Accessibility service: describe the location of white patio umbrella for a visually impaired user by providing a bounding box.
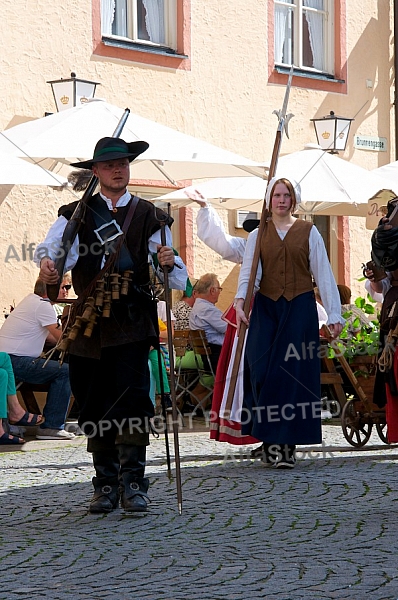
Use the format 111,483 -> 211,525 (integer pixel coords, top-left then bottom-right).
0,133 -> 66,186
373,160 -> 398,193
2,100 -> 267,184
154,145 -> 397,217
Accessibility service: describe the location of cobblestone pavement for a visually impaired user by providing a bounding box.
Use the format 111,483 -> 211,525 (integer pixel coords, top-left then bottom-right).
1,422 -> 398,600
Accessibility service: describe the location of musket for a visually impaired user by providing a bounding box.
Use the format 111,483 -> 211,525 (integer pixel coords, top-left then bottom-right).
46,108 -> 131,301
159,216 -> 183,515
224,66 -> 294,412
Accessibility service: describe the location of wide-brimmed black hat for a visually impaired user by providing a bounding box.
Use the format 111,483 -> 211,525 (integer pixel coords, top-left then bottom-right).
70,137 -> 149,169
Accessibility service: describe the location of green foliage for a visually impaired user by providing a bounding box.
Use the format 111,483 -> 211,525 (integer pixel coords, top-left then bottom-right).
329,295 -> 380,360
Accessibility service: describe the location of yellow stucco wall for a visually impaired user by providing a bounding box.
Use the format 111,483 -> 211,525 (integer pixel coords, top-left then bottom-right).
0,0 -> 395,315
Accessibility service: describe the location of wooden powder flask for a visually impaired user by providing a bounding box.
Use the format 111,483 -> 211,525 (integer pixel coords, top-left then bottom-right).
110,273 -> 121,300
102,291 -> 112,317
84,313 -> 98,338
121,270 -> 133,295
57,336 -> 71,353
81,296 -> 96,322
95,279 -> 105,307
68,315 -> 84,341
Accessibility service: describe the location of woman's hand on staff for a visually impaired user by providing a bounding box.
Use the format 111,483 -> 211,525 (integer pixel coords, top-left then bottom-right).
234,298 -> 249,335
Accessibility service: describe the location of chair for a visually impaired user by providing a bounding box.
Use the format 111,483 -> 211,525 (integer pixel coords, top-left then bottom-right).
16,381 -> 48,414
173,330 -> 200,410
189,329 -> 215,415
16,381 -> 76,418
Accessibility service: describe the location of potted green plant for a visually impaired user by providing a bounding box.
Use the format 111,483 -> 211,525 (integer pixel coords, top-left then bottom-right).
330,294 -> 380,399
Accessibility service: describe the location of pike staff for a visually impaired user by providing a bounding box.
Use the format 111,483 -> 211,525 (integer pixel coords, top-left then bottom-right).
225,66 -> 294,412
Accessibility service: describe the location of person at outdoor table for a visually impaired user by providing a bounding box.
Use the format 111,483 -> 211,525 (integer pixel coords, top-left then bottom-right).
173,283 -> 197,332
0,351 -> 43,444
189,273 -> 227,373
35,136 -> 187,514
234,176 -> 344,469
337,284 -> 370,337
0,278 -> 73,441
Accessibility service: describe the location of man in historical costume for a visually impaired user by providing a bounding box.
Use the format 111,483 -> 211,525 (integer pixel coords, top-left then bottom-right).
36,137 -> 187,514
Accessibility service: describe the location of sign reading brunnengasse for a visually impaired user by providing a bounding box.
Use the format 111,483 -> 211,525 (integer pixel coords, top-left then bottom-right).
354,135 -> 387,152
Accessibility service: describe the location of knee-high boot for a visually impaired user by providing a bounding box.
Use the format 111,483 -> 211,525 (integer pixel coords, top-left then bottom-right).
89,450 -> 120,514
118,445 -> 150,513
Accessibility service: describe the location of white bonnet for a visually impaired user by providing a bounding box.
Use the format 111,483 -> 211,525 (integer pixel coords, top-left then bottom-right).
265,176 -> 302,209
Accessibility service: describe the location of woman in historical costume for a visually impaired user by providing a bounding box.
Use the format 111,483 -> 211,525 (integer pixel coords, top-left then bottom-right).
234,177 -> 343,468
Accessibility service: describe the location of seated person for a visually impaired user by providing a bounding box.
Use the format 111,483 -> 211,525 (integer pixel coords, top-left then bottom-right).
173,281 -> 197,331
0,278 -> 74,441
189,273 -> 227,372
337,284 -> 370,337
148,316 -> 173,414
52,272 -> 73,325
156,299 -> 175,368
172,282 -> 198,370
0,351 -> 43,444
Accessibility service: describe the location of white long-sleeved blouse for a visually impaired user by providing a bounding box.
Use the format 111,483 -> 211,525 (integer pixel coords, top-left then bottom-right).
235,225 -> 344,326
33,191 -> 187,291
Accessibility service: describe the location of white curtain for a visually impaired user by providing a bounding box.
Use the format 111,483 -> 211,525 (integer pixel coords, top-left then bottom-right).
142,0 -> 165,44
101,0 -> 116,35
274,1 -> 291,64
304,0 -> 324,70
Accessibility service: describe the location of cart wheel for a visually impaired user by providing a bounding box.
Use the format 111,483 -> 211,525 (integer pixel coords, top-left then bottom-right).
341,399 -> 373,447
375,421 -> 388,444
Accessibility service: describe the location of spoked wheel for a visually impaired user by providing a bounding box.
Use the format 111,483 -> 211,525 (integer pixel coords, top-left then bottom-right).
375,421 -> 388,444
341,399 -> 373,447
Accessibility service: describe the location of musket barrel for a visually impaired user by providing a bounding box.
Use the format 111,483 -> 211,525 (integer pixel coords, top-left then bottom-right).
46,108 -> 131,301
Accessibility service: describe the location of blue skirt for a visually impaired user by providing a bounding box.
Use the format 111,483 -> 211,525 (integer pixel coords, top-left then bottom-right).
241,291 -> 322,445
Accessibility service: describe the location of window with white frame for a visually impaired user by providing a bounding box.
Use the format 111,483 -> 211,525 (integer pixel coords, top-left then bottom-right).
274,0 -> 334,75
101,0 -> 177,49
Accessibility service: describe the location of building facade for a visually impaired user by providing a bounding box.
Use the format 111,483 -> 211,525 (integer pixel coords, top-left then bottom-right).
0,0 -> 395,313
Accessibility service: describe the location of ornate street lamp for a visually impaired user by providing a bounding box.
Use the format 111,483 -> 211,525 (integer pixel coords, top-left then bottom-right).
311,111 -> 353,154
47,72 -> 100,112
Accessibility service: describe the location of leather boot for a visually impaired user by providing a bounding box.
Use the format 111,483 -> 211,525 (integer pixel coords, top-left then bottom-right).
89,476 -> 119,513
118,445 -> 150,512
120,473 -> 150,513
89,450 -> 120,514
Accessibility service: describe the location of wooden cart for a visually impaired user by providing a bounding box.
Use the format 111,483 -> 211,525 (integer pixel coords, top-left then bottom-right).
320,328 -> 387,448
339,354 -> 387,447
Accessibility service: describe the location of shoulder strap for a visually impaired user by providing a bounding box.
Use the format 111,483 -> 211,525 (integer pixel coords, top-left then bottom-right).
76,195 -> 139,304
